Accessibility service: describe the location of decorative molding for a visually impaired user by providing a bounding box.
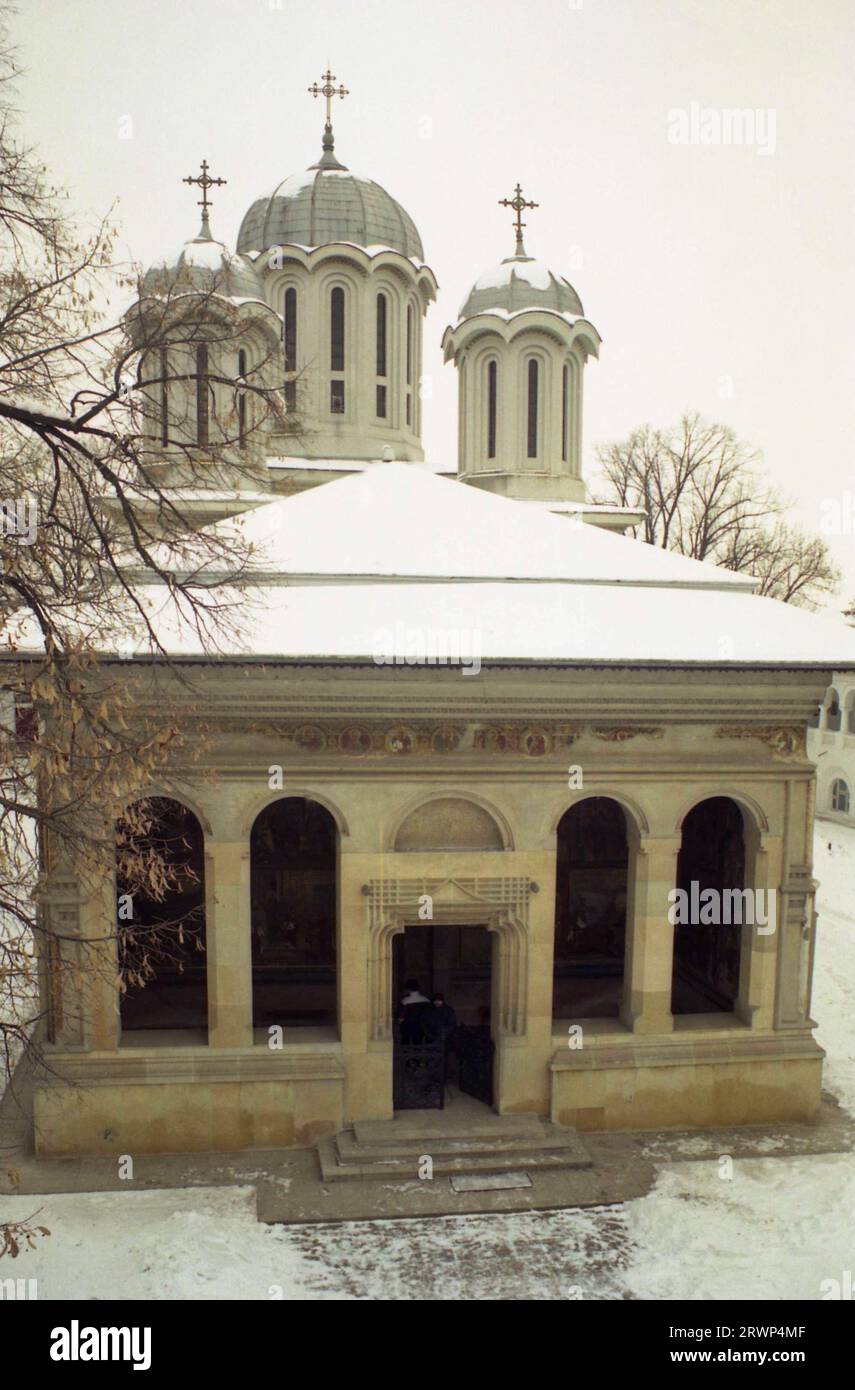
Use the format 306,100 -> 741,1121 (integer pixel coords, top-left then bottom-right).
715,726 -> 805,758
366,876 -> 532,1040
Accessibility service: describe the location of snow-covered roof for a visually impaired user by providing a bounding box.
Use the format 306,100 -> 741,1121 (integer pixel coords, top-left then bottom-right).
155,462 -> 756,589
99,579 -> 855,667
459,253 -> 585,320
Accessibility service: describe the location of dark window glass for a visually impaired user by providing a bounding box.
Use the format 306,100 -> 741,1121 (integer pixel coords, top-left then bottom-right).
526,359 -> 538,458
160,348 -> 169,447
561,363 -> 569,462
331,379 -> 345,414
196,344 -> 209,447
553,799 -> 628,1020
406,304 -> 413,384
251,798 -> 338,1029
285,379 -> 296,412
284,288 -> 297,373
238,349 -> 247,449
117,798 -> 208,1033
406,393 -> 411,426
376,293 -> 387,377
671,798 -> 745,1015
487,359 -> 497,459
330,287 -> 345,371
376,384 -> 387,418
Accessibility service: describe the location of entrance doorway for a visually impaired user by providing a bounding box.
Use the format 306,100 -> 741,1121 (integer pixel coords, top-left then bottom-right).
392,923 -> 495,1111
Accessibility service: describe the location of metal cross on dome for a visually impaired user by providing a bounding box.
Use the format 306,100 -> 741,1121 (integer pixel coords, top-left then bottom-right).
308,68 -> 350,125
499,182 -> 539,257
183,160 -> 227,234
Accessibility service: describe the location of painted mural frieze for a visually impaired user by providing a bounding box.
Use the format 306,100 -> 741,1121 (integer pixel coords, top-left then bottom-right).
714,726 -> 805,757
591,726 -> 664,742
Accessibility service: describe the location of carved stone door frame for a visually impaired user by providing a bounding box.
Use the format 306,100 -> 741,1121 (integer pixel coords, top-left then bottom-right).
366,876 -> 532,1043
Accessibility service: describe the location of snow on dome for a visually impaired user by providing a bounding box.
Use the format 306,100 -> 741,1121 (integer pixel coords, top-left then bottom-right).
459,254 -> 584,320
142,228 -> 265,303
237,159 -> 424,260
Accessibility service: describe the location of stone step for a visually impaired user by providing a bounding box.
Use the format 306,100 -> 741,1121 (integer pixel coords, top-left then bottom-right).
317,1131 -> 592,1183
353,1114 -> 546,1146
334,1125 -> 586,1165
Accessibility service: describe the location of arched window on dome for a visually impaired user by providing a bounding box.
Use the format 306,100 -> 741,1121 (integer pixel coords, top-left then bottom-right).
160,348 -> 169,448
195,344 -> 209,447
826,688 -> 842,732
832,779 -> 850,815
376,292 -> 388,419
284,287 -> 297,413
486,359 -> 497,460
330,287 -> 345,414
237,348 -> 247,450
405,304 -> 414,427
561,363 -> 569,464
526,358 -> 539,459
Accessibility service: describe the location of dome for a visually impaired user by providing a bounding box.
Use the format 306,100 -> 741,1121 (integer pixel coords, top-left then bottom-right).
459,253 -> 584,320
142,226 -> 265,302
237,154 -> 424,261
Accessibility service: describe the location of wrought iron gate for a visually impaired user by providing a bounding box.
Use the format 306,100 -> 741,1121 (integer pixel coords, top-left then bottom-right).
457,1027 -> 495,1106
393,1041 -> 446,1110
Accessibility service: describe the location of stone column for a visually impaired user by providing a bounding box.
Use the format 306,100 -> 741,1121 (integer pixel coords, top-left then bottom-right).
620,834 -> 681,1034
736,831 -> 781,1028
205,840 -> 253,1047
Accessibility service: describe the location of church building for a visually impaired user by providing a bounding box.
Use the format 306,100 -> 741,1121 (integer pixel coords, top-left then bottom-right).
31,74 -> 855,1157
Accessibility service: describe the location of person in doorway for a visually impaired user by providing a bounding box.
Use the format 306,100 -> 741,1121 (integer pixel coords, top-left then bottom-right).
423,992 -> 457,1044
398,978 -> 430,1042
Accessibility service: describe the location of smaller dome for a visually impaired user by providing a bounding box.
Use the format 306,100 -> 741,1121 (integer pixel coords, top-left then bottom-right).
142,226 -> 265,303
459,254 -> 584,320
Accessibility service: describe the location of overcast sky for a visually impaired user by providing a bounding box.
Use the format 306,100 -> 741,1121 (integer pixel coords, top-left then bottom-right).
14,0 -> 855,604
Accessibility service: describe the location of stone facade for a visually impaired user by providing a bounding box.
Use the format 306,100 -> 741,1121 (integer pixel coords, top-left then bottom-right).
33,663 -> 827,1156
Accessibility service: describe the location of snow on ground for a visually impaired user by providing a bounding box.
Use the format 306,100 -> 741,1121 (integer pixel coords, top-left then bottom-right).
2,823 -> 853,1300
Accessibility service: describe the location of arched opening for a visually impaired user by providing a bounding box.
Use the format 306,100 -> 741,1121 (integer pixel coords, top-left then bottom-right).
561,362 -> 569,463
553,798 -> 629,1019
826,688 -> 841,732
405,303 -> 414,426
159,347 -> 169,447
250,797 -> 338,1030
671,797 -> 745,1015
116,798 -> 207,1034
832,778 -> 850,814
846,692 -> 855,734
330,286 -> 345,414
486,358 -> 497,459
284,286 -> 297,412
237,348 -> 247,448
526,357 -> 539,458
195,343 -> 209,446
376,291 -> 388,418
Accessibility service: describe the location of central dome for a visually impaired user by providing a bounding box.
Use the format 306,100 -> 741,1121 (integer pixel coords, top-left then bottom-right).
237,147 -> 424,261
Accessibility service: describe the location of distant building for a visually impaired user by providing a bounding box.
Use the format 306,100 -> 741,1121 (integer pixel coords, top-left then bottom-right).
809,678 -> 855,826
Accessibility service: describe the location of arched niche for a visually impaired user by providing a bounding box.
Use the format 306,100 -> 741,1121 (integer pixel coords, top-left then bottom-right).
393,797 -> 506,852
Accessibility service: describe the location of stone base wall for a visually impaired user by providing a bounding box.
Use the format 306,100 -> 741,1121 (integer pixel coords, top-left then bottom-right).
33,1051 -> 344,1157
550,1034 -> 824,1131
